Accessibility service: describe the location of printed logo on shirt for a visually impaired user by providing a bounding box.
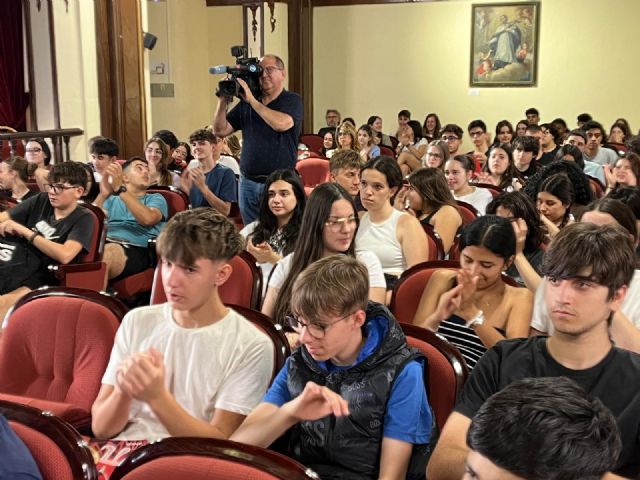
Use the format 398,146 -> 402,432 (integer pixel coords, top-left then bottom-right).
0,242 -> 15,262
34,220 -> 59,240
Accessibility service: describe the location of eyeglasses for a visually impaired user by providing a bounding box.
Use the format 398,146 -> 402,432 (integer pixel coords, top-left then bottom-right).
285,312 -> 355,339
426,152 -> 442,158
263,66 -> 283,76
44,184 -> 79,194
26,148 -> 42,153
337,131 -> 350,136
442,135 -> 459,141
325,215 -> 357,232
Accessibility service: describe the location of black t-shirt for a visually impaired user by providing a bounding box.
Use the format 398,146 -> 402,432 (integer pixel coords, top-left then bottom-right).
456,337 -> 640,478
539,145 -> 560,167
0,193 -> 94,292
227,90 -> 303,176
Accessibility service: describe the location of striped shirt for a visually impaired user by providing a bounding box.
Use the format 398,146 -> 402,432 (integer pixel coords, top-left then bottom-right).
437,315 -> 499,370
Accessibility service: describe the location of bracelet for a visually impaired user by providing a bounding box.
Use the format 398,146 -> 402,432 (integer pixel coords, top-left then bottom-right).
29,230 -> 41,243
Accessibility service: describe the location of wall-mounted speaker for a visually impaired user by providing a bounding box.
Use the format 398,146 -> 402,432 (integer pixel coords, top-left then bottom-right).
143,32 -> 157,50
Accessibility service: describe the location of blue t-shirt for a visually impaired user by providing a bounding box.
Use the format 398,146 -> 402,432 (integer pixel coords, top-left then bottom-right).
227,90 -> 303,176
263,316 -> 432,444
104,193 -> 168,247
189,163 -> 237,209
0,415 -> 43,480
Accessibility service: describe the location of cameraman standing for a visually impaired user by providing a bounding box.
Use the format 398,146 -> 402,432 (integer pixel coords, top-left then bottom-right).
214,54 -> 303,224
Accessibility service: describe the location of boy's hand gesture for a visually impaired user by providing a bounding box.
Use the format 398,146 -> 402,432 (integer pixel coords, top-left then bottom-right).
282,381 -> 350,422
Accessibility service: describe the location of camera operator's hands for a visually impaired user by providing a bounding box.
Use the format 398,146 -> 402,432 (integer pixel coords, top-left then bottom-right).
236,78 -> 257,106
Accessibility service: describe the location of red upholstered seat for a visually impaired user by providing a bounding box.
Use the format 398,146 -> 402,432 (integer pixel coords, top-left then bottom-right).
379,145 -> 395,157
300,133 -> 324,154
0,400 -> 98,480
49,201 -> 108,291
111,437 -> 317,480
296,158 -> 330,195
422,223 -> 445,261
455,200 -> 479,225
226,304 -> 290,382
389,260 -> 459,325
0,287 -> 127,428
401,324 -> 468,430
111,186 -> 190,299
472,183 -> 502,198
151,250 -> 263,310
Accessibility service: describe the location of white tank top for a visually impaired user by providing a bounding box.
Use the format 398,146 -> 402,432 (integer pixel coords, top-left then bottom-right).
356,209 -> 406,276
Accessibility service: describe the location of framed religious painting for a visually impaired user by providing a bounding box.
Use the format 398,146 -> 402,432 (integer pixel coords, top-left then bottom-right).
470,2 -> 540,87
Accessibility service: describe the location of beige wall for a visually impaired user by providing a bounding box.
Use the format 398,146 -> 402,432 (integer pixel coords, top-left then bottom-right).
147,1 -> 243,142
313,0 -> 640,150
51,0 -> 101,161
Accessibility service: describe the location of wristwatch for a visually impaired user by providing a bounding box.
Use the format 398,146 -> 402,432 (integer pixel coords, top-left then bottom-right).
113,185 -> 127,196
466,310 -> 485,328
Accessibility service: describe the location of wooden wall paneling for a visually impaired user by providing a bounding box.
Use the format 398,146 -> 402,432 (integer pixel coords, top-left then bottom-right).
94,0 -> 146,158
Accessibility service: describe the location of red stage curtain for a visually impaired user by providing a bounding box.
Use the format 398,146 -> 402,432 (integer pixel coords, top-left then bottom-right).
0,0 -> 30,131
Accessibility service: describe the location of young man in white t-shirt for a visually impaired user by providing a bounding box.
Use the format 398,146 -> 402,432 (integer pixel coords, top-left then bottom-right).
90,208 -> 274,472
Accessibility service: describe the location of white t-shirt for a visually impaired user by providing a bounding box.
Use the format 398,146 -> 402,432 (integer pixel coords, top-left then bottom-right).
453,187 -> 494,215
188,156 -> 240,176
269,251 -> 386,290
530,271 -> 640,334
101,303 -> 274,441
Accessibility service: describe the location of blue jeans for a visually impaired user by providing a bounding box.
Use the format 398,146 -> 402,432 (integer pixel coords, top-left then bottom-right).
239,175 -> 265,225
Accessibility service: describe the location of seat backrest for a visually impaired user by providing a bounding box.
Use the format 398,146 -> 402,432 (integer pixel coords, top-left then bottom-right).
147,186 -> 190,218
587,176 -> 604,199
401,324 -> 469,430
455,200 -> 479,226
0,288 -> 126,411
389,260 -> 459,325
422,223 -> 445,261
226,304 -> 290,382
0,400 -> 98,480
77,201 -> 107,262
296,158 -> 330,189
300,133 -> 324,154
111,437 -> 317,480
379,145 -> 395,158
472,183 -> 502,198
151,251 -> 263,310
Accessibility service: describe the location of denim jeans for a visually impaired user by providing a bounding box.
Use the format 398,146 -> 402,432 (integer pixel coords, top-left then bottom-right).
238,175 -> 265,225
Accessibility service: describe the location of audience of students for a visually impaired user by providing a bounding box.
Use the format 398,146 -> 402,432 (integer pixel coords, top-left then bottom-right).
5,105 -> 640,480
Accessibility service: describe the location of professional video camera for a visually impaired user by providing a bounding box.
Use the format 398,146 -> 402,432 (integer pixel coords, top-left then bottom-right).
210,46 -> 263,101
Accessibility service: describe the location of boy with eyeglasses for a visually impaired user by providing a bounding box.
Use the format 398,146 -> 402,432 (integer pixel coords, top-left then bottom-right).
232,254 -> 433,480
441,124 -> 464,156
0,161 -> 93,317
